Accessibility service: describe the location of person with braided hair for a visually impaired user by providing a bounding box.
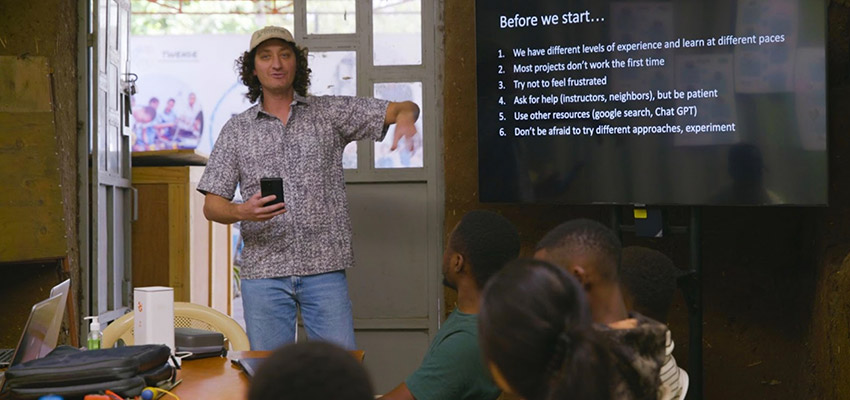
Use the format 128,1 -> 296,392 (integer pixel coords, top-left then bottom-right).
534,219 -> 669,398
479,259 -> 656,400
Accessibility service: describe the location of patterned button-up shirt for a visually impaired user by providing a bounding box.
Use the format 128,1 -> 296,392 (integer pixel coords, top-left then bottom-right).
197,94 -> 390,279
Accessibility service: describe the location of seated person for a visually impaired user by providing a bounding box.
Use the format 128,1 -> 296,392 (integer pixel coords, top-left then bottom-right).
248,341 -> 374,400
479,258 -> 652,400
380,210 -> 521,400
621,245 -> 687,400
152,98 -> 178,144
535,219 -> 666,399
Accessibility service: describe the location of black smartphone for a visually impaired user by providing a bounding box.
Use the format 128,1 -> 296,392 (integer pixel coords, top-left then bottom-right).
260,177 -> 285,205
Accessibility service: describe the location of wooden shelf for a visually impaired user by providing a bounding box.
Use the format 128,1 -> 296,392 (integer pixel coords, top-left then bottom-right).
131,149 -> 209,167
131,166 -> 232,315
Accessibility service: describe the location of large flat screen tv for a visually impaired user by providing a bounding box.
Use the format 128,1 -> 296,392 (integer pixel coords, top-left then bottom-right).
476,0 -> 828,205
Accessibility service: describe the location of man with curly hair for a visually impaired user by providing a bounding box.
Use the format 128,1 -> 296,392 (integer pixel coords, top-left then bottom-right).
198,26 -> 420,351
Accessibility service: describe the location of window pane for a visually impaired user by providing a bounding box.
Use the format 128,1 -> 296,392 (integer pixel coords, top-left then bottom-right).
341,140 -> 358,169
374,82 -> 423,169
108,124 -> 119,173
373,0 -> 421,65
307,0 -> 356,34
109,0 -> 119,49
130,0 -> 293,35
308,52 -> 357,96
309,51 -> 358,169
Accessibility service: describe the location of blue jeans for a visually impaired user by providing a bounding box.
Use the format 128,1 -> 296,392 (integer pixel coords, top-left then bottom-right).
241,271 -> 356,351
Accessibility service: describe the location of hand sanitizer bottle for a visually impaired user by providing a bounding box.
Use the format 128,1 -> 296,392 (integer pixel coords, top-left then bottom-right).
84,316 -> 102,350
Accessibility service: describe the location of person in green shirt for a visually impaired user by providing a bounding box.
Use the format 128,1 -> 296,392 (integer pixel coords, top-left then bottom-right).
380,210 -> 520,400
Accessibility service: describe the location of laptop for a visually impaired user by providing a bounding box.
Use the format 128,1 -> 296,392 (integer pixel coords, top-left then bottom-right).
44,279 -> 70,356
0,280 -> 69,368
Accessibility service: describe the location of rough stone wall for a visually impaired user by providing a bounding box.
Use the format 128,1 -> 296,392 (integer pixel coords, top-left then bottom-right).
0,0 -> 79,346
807,3 -> 850,397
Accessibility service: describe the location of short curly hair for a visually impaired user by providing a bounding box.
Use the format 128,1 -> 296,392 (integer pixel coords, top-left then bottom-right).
536,219 -> 622,281
449,210 -> 520,289
620,246 -> 679,323
248,341 -> 374,400
235,41 -> 312,103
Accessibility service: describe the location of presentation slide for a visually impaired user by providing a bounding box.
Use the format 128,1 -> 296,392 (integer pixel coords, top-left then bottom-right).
476,0 -> 827,205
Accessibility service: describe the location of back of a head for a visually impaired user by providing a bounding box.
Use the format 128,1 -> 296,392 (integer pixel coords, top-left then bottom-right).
248,341 -> 374,400
479,259 -> 615,400
620,246 -> 678,323
451,210 -> 521,288
536,219 -> 621,282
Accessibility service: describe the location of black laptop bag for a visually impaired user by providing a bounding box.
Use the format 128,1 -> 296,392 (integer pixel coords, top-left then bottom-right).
0,345 -> 174,400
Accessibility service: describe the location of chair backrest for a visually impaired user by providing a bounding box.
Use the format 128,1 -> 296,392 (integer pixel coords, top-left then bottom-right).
678,367 -> 689,400
102,302 -> 250,350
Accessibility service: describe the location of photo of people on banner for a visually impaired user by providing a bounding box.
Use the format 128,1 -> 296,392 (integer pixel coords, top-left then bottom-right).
132,90 -> 204,151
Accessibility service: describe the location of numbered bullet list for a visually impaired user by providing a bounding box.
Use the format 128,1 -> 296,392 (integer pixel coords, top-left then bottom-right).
489,42 -> 739,138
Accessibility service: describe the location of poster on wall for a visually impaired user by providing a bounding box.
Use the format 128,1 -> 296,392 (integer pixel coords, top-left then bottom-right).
130,34 -> 252,155
131,33 -> 423,170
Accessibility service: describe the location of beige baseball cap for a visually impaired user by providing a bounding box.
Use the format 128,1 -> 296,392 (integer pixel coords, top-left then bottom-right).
249,26 -> 295,51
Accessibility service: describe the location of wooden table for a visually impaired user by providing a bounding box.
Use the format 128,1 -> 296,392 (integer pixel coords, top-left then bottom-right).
170,349 -> 365,398
171,351 -> 270,399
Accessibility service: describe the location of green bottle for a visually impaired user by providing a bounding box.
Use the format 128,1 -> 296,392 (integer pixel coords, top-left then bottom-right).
84,316 -> 102,350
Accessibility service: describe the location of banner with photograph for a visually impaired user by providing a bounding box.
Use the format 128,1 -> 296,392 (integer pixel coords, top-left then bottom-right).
130,34 -> 252,155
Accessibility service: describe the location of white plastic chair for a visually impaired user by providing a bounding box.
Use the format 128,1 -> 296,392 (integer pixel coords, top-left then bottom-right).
102,301 -> 250,350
